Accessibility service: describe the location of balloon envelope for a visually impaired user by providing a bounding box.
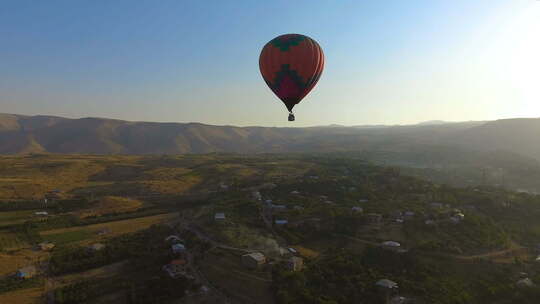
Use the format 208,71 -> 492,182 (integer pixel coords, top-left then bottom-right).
259,34 -> 324,112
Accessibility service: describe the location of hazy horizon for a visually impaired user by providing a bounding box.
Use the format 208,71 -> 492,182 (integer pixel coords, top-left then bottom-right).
2,0 -> 539,127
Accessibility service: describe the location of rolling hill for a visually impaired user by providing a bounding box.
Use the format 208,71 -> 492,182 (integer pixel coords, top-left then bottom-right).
2,113 -> 540,162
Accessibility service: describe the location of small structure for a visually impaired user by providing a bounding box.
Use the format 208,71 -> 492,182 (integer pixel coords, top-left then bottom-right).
516,278 -> 535,288
272,204 -> 287,211
358,199 -> 369,203
88,243 -> 106,252
38,242 -> 55,251
381,241 -> 401,250
162,259 -> 188,278
214,212 -> 226,221
286,256 -> 303,271
376,279 -> 398,289
430,202 -> 444,209
16,265 -> 37,279
34,211 -> 48,216
450,212 -> 465,223
165,235 -> 182,243
97,228 -> 111,235
265,199 -> 273,205
366,213 -> 382,223
242,252 -> 266,269
220,183 -> 229,190
352,206 -> 363,213
172,243 -> 186,254
291,190 -> 300,194
275,219 -> 288,226
425,219 -> 436,225
403,211 -> 415,220
252,191 -> 262,201
288,247 -> 298,255
293,205 -> 304,210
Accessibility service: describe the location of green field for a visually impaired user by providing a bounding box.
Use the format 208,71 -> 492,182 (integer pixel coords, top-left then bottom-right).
0,210 -> 34,228
0,232 -> 29,251
43,230 -> 94,245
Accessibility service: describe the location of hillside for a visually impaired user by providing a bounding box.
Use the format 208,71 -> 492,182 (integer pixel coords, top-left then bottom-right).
2,113 -> 540,161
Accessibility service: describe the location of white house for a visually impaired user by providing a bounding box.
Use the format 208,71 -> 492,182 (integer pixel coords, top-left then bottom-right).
275,219 -> 288,226
352,206 -> 363,213
214,213 -> 226,221
172,243 -> 186,254
376,279 -> 398,289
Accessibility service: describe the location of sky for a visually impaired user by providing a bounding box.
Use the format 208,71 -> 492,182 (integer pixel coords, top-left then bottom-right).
1,0 -> 539,127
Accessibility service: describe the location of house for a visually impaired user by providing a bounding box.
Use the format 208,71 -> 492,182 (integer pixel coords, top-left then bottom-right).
97,228 -> 111,235
358,199 -> 369,203
288,247 -> 298,255
242,252 -> 266,269
275,219 -> 288,226
38,242 -> 55,251
272,204 -> 287,211
220,183 -> 229,190
88,243 -> 106,252
34,211 -> 48,216
450,212 -> 465,223
381,241 -> 401,250
516,278 -> 535,288
425,219 -> 436,225
403,211 -> 415,220
286,256 -> 303,271
366,213 -> 382,223
172,243 -> 186,254
291,190 -> 300,194
214,213 -> 226,221
390,296 -> 408,304
252,191 -> 262,200
293,205 -> 304,210
265,199 -> 273,205
324,200 -> 334,204
376,279 -> 398,289
16,265 -> 37,279
352,206 -> 363,213
162,259 -> 188,278
165,235 -> 182,243
430,202 -> 444,209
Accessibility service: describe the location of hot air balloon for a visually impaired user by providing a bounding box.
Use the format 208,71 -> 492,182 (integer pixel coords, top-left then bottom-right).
259,34 -> 325,121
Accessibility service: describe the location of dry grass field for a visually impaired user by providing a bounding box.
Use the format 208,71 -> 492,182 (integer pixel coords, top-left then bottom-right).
0,249 -> 45,276
0,286 -> 43,304
40,212 -> 178,245
75,196 -> 143,218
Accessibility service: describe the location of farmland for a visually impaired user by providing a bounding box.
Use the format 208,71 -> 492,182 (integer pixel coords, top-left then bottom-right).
0,154 -> 540,303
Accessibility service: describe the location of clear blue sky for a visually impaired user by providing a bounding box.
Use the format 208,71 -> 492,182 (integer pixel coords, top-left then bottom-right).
1,0 -> 539,126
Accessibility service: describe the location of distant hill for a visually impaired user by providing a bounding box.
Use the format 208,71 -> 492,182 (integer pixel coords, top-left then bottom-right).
2,113 -> 540,162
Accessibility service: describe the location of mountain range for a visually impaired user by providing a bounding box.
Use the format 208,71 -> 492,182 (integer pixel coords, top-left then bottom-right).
1,113 -> 540,163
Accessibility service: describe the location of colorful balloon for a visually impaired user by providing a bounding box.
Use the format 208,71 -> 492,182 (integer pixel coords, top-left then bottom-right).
259,34 -> 324,120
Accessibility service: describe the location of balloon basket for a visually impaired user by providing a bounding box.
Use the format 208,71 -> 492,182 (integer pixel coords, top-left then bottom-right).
288,113 -> 295,121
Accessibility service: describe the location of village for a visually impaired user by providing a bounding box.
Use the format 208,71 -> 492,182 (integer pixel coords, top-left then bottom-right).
1,154 -> 540,303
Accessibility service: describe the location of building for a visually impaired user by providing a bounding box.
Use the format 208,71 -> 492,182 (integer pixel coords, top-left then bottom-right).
38,242 -> 55,251
16,265 -> 37,279
97,228 -> 111,235
286,257 -> 303,271
162,259 -> 188,278
366,213 -> 382,223
165,235 -> 182,243
34,211 -> 48,216
381,241 -> 401,250
272,204 -> 287,211
430,202 -> 444,209
516,278 -> 535,288
359,199 -> 369,203
376,279 -> 398,289
450,212 -> 465,223
172,243 -> 186,254
214,212 -> 226,221
291,190 -> 300,194
403,211 -> 415,220
88,243 -> 106,252
352,206 -> 363,213
242,252 -> 266,269
275,219 -> 288,226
